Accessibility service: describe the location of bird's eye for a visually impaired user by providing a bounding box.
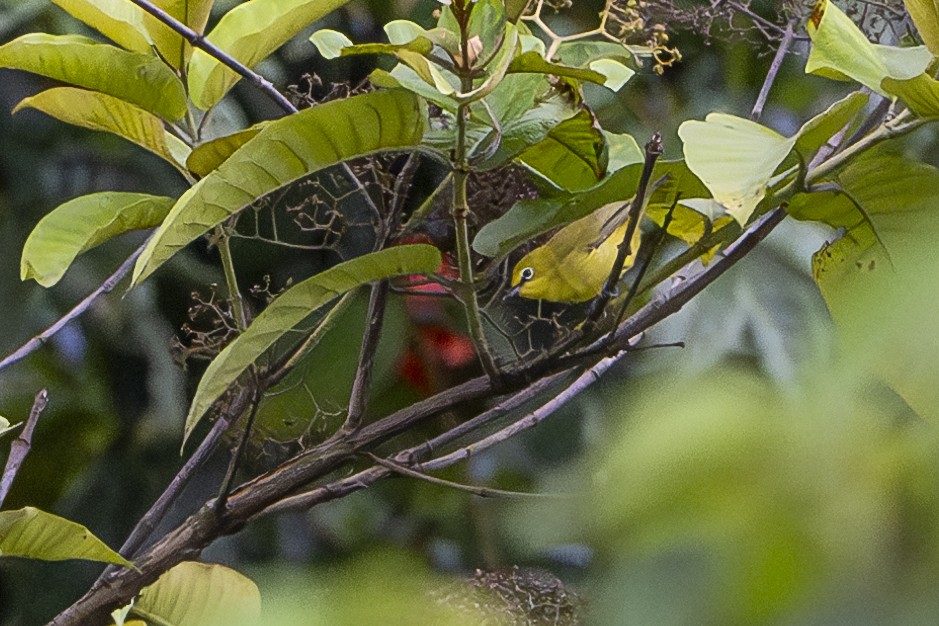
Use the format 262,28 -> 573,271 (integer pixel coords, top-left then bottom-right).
520,267 -> 534,281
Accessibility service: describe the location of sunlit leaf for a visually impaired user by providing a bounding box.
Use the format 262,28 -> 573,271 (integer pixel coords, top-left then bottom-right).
132,561 -> 261,626
21,192 -> 173,287
187,0 -> 354,109
0,507 -> 132,566
14,88 -> 190,172
182,244 -> 442,442
144,0 -> 214,70
186,122 -> 269,177
49,0 -> 152,53
133,90 -> 423,285
309,28 -> 355,58
518,108 -> 607,191
807,0 -> 938,116
0,416 -> 17,438
904,0 -> 939,55
0,34 -> 187,121
588,58 -> 635,90
604,131 -> 643,173
679,113 -> 795,225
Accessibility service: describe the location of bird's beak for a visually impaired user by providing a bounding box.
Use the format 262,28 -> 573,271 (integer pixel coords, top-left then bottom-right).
503,283 -> 522,301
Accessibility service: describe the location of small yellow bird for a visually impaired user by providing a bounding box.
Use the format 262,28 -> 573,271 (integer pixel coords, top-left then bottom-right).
507,201 -> 642,303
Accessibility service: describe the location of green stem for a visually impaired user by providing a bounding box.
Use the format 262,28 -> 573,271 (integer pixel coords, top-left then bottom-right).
451,7 -> 501,382
216,229 -> 248,332
806,111 -> 922,184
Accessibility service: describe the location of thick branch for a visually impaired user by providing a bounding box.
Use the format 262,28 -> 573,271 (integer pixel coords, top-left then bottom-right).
53,203 -> 789,625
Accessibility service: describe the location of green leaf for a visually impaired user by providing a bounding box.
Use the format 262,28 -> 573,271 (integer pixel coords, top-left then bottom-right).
187,0 -> 354,109
0,34 -> 187,121
506,51 -> 609,86
132,90 -> 424,285
882,73 -> 939,119
556,40 -> 651,67
807,0 -> 937,114
473,160 -> 711,258
795,151 -> 939,420
604,131 -> 644,173
49,0 -> 152,53
182,244 -> 441,442
793,92 -> 870,162
186,122 -> 270,177
0,416 -> 17,438
588,58 -> 636,91
21,192 -> 173,287
14,87 -> 191,172
144,0 -> 214,70
679,113 -> 796,225
472,73 -> 580,168
133,561 -> 261,626
905,0 -> 939,55
309,28 -> 354,58
517,108 -> 607,191
466,0 -> 506,68
0,507 -> 132,567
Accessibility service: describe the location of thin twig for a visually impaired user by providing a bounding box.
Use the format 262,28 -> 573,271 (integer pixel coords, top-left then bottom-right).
583,133 -> 663,329
342,281 -> 389,432
0,389 -> 48,508
364,453 -> 557,499
0,242 -> 147,373
215,384 -> 262,513
423,356 -> 619,471
257,371 -> 570,517
751,19 -> 797,122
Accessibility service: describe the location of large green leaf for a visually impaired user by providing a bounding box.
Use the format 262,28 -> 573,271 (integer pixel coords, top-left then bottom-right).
14,88 -> 191,172
0,507 -> 132,566
792,150 -> 939,419
144,0 -> 213,70
132,561 -> 261,626
679,113 -> 796,225
473,160 -> 711,259
186,122 -> 269,177
49,0 -> 152,53
905,0 -> 939,55
182,244 -> 442,442
187,0 -> 353,109
517,108 -> 607,191
132,90 -> 424,285
807,0 -> 939,117
22,192 -> 173,287
0,34 -> 187,121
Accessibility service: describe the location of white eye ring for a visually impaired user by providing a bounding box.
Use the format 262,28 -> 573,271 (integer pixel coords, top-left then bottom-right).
520,267 -> 534,281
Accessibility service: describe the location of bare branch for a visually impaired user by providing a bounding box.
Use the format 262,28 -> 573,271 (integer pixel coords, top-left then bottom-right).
0,389 -> 48,508
751,19 -> 798,121
0,242 -> 146,374
364,453 -> 556,499
342,281 -> 389,432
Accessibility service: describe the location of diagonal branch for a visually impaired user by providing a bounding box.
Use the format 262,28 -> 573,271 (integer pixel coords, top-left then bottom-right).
0,389 -> 48,508
0,242 -> 147,374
